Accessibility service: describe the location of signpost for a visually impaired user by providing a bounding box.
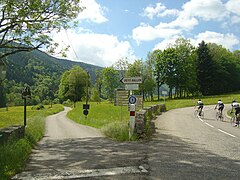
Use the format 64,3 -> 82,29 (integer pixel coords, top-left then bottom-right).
129,103 -> 136,139
120,77 -> 142,84
162,90 -> 168,103
119,77 -> 142,139
22,85 -> 31,127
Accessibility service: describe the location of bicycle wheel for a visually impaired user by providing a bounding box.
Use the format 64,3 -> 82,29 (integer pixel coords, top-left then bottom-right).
200,110 -> 204,118
231,115 -> 236,125
220,114 -> 224,121
194,109 -> 198,116
216,112 -> 220,121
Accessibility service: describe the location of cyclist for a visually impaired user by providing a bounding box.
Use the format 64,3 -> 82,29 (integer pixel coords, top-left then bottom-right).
197,99 -> 204,116
230,100 -> 240,126
215,100 -> 224,115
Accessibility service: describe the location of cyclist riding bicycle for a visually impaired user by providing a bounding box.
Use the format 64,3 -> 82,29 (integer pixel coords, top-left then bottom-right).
197,99 -> 204,116
230,100 -> 240,126
215,100 -> 224,114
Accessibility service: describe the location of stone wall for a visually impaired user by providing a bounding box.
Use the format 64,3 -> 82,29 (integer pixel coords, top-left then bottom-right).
135,104 -> 166,138
0,125 -> 25,144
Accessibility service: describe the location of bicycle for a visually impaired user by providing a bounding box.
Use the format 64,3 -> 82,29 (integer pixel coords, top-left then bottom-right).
194,108 -> 204,118
230,113 -> 240,127
215,109 -> 224,121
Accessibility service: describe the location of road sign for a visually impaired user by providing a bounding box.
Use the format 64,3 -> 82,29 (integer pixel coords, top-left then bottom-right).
83,104 -> 90,109
128,95 -> 137,104
83,109 -> 89,116
114,89 -> 129,106
120,77 -> 142,84
125,84 -> 139,90
162,90 -> 168,95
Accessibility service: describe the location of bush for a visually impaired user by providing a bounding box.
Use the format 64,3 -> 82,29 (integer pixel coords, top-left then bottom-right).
101,121 -> 133,141
31,104 -> 45,110
62,99 -> 73,107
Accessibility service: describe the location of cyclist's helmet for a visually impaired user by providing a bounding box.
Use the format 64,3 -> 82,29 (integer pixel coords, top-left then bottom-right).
218,99 -> 221,101
232,99 -> 236,103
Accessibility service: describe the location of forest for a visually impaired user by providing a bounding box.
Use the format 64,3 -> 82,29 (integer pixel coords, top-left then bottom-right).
1,38 -> 240,108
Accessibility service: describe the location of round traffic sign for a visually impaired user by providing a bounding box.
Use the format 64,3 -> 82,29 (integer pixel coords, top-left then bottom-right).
83,109 -> 89,116
128,95 -> 137,104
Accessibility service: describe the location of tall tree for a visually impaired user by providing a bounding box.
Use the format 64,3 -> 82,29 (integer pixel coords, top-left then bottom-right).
101,67 -> 119,102
0,0 -> 84,59
58,66 -> 89,102
196,41 -> 215,95
148,50 -> 162,100
173,38 -> 198,97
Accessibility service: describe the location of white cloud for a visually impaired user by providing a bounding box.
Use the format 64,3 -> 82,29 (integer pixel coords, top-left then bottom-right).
142,2 -> 179,19
153,36 -> 180,51
225,0 -> 240,16
77,0 -> 108,23
191,31 -> 239,50
182,0 -> 228,21
142,3 -> 166,19
132,23 -> 181,43
52,29 -> 136,67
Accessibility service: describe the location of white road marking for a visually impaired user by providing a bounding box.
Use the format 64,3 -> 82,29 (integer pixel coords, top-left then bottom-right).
196,108 -> 236,138
197,116 -> 204,122
13,166 -> 148,180
218,129 -> 236,138
204,122 -> 214,128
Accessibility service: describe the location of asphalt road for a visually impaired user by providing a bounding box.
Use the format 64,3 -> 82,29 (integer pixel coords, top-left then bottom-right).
13,105 -> 240,179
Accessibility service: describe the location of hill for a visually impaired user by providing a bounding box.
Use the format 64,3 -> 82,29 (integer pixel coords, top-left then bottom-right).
1,50 -> 103,106
5,49 -> 102,85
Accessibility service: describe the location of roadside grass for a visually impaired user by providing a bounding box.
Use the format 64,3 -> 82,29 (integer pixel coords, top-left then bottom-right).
0,104 -> 63,179
67,101 -> 129,128
144,93 -> 240,110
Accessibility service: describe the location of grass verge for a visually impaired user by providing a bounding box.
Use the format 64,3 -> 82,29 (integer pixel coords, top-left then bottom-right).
0,104 -> 64,179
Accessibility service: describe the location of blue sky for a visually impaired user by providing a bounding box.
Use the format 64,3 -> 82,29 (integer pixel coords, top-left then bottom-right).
52,0 -> 240,67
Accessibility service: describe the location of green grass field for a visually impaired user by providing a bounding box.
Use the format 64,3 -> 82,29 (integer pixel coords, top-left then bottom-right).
0,104 -> 63,128
68,101 -> 130,128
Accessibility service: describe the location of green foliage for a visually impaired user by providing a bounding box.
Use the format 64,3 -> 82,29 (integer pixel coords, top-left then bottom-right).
101,67 -> 120,101
58,66 -> 89,102
0,49 -> 102,107
101,121 -> 130,141
0,0 -> 84,59
196,41 -> 215,95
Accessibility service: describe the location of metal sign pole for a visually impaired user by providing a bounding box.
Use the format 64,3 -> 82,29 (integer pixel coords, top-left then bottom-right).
24,98 -> 27,127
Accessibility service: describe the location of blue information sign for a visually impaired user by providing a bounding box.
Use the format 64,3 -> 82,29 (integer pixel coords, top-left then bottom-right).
128,95 -> 137,104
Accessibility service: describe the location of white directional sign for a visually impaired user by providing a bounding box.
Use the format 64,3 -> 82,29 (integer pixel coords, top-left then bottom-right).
125,84 -> 139,90
120,77 -> 142,84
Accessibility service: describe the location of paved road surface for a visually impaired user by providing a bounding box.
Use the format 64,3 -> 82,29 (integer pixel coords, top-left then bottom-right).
13,105 -> 240,179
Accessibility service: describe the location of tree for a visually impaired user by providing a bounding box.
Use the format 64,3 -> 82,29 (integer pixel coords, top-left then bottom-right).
113,57 -> 129,79
101,67 -> 119,102
149,50 -> 164,100
196,41 -> 215,95
58,66 -> 89,102
0,0 -> 84,59
172,38 -> 198,97
208,43 -> 240,93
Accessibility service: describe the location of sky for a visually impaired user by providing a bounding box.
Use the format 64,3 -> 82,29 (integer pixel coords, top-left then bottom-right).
52,0 -> 240,67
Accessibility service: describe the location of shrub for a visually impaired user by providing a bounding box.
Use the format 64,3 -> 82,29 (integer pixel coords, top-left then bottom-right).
101,121 -> 132,141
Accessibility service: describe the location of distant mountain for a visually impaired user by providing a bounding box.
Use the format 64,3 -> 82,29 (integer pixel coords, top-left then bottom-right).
4,49 -> 103,85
